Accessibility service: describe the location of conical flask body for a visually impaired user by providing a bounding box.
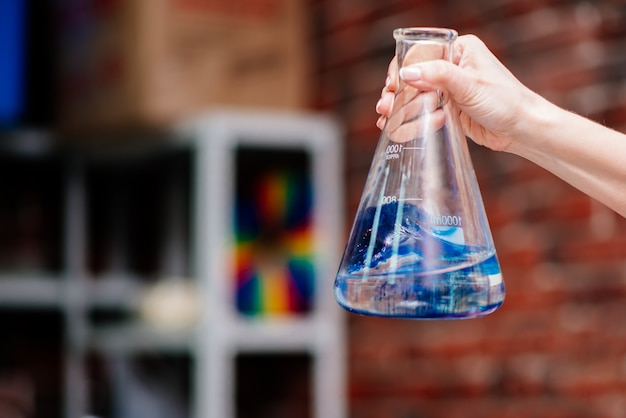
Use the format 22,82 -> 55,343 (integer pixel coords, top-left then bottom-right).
334,28 -> 505,319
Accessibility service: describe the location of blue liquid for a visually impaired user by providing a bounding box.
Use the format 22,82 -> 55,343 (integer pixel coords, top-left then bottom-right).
334,202 -> 504,319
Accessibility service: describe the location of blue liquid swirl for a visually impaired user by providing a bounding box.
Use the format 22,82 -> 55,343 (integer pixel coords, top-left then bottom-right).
334,202 -> 504,319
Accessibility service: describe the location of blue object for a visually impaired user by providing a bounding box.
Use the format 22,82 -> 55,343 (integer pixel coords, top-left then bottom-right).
0,0 -> 26,123
334,202 -> 505,319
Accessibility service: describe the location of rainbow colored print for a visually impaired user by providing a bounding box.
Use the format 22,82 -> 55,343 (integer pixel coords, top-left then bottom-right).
234,168 -> 315,316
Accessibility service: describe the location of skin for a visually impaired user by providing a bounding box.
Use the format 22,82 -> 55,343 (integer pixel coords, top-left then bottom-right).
376,34 -> 626,218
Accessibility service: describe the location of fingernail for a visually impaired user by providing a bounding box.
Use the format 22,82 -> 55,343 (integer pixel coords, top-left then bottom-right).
375,98 -> 383,114
384,76 -> 391,88
399,66 -> 422,81
376,116 -> 386,130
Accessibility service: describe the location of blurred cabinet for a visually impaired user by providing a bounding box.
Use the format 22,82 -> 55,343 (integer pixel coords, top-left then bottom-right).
0,130 -> 65,418
0,111 -> 345,418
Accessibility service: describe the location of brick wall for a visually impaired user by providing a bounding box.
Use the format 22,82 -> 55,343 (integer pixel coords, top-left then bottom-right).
309,1 -> 626,417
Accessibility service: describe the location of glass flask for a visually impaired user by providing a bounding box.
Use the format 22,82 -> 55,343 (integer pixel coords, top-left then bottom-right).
334,27 -> 505,319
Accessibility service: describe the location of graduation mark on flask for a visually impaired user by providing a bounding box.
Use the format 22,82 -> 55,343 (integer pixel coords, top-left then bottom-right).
430,215 -> 463,227
385,144 -> 424,160
382,196 -> 423,204
385,144 -> 403,159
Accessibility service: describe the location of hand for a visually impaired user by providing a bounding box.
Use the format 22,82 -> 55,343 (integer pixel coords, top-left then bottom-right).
376,34 -> 540,152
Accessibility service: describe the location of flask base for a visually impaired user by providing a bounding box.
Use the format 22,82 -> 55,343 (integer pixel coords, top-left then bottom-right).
334,254 -> 504,320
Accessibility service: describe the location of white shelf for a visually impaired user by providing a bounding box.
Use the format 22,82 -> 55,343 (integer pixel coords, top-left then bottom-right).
89,322 -> 194,353
0,274 -> 63,307
84,274 -> 148,309
88,315 -> 332,354
230,316 -> 335,352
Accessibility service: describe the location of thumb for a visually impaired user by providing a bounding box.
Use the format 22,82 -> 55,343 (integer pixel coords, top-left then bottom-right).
399,60 -> 474,106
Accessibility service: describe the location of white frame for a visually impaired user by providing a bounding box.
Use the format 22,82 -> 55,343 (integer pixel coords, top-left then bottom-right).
188,109 -> 346,418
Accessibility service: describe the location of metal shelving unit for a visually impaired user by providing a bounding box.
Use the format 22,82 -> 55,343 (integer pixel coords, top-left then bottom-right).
54,110 -> 347,418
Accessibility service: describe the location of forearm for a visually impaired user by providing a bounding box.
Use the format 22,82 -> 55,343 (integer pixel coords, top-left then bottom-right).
507,93 -> 626,217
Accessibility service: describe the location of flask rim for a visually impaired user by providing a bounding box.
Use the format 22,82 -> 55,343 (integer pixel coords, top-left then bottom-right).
393,27 -> 458,42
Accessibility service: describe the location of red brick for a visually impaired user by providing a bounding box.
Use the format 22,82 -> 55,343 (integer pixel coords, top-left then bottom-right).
311,0 -> 626,416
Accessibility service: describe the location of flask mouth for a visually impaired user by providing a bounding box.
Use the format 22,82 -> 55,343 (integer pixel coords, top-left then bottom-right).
393,27 -> 458,42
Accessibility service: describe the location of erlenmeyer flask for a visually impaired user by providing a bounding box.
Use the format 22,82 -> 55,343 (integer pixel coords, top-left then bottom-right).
334,27 -> 504,319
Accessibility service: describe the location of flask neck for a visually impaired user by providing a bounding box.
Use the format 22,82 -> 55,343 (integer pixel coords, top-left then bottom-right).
384,28 -> 457,143
393,28 -> 457,69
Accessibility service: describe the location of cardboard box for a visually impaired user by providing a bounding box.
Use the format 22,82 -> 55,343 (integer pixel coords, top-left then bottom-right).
57,0 -> 310,134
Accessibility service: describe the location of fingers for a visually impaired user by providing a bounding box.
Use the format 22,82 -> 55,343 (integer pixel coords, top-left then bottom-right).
400,59 -> 474,108
376,57 -> 399,128
450,34 -> 482,65
400,60 -> 457,91
403,42 -> 446,66
386,89 -> 445,143
386,88 -> 437,131
398,35 -> 498,108
376,87 -> 395,124
376,38 -> 472,133
376,114 -> 388,130
376,57 -> 447,140
388,56 -> 399,92
376,92 -> 394,129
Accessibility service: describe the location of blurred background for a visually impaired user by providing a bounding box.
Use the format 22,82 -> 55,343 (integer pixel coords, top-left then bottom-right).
2,0 -> 626,417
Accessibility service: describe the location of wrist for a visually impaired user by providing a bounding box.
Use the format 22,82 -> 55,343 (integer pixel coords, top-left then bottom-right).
505,89 -> 563,159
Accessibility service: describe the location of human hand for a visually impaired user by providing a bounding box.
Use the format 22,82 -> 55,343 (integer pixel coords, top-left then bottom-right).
376,34 -> 539,152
